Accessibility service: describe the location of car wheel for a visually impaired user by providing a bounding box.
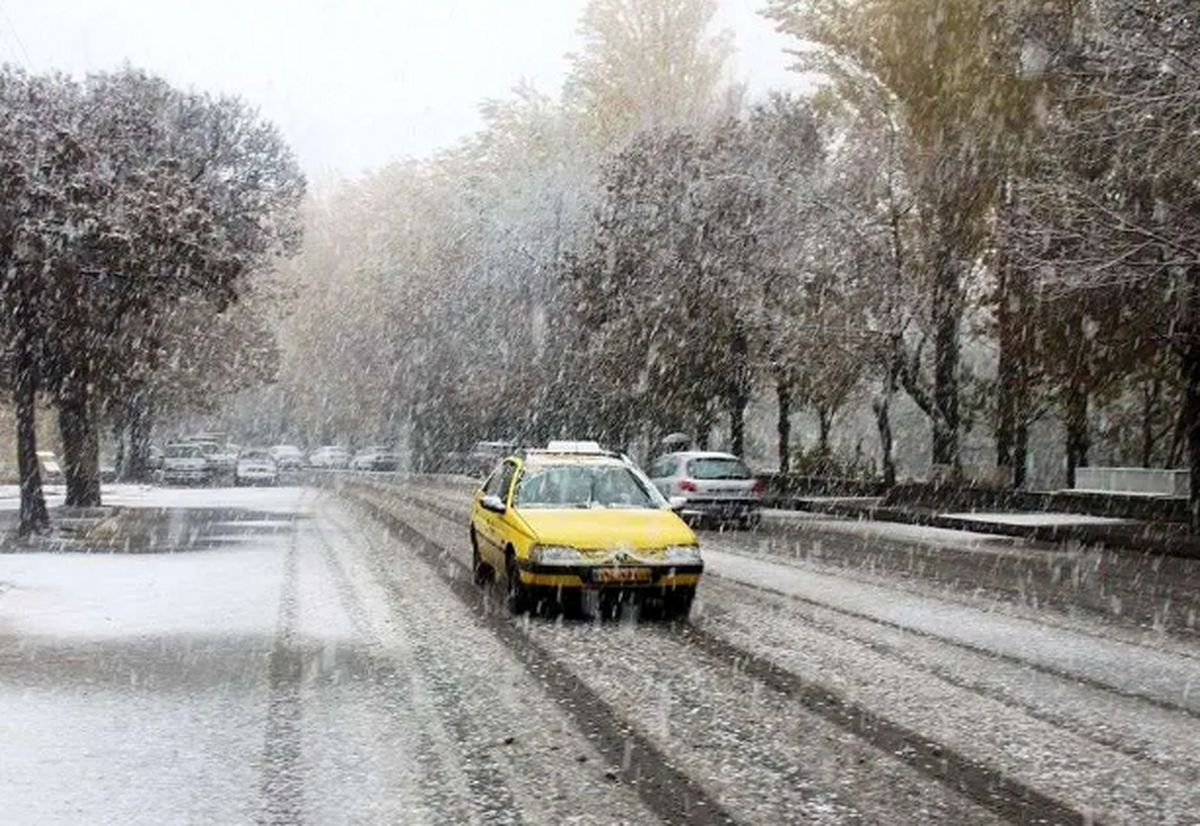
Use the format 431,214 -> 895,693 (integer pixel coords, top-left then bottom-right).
505,553 -> 531,615
470,531 -> 491,586
665,587 -> 695,621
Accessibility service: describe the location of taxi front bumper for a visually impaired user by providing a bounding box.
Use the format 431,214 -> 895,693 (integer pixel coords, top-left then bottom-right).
515,561 -> 703,590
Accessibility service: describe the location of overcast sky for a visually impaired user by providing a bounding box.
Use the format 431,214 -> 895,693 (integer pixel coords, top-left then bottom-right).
1,1 -> 802,178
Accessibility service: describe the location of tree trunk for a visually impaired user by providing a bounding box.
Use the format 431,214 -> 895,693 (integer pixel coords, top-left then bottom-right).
694,403 -> 713,452
1013,418 -> 1029,490
1183,343 -> 1200,533
927,199 -> 964,470
873,394 -> 895,488
728,320 -> 750,458
124,387 -> 154,483
932,266 -> 961,468
58,376 -> 102,507
776,370 -> 791,475
875,344 -> 899,489
817,407 -> 833,454
14,328 -> 49,536
1139,376 -> 1160,469
1182,266 -> 1200,533
729,401 -> 746,458
113,422 -> 126,480
996,181 -> 1017,481
1064,382 -> 1090,490
995,267 -> 1032,487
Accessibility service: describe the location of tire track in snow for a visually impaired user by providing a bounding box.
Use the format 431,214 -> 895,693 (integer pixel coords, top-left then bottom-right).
258,522 -> 305,825
316,495 -> 527,825
306,494 -> 476,824
348,478 -> 1099,826
339,482 -> 740,826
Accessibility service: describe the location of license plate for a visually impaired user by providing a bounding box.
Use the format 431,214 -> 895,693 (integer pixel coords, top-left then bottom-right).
596,567 -> 652,584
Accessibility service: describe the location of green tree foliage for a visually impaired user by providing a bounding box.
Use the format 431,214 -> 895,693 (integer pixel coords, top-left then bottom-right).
766,0 -> 1065,469
565,0 -> 735,149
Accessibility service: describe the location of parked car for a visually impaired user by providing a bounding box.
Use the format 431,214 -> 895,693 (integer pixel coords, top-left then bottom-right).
469,441 -> 702,618
308,445 -> 351,469
645,451 -> 763,529
235,449 -> 279,486
36,451 -> 63,484
350,445 -> 399,471
208,443 -> 241,476
268,444 -> 306,471
161,443 -> 211,485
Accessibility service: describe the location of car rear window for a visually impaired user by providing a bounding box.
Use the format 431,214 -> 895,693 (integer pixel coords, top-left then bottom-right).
686,457 -> 751,480
166,445 -> 202,458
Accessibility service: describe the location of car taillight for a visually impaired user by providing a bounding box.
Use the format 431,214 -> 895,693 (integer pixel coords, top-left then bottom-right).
679,479 -> 697,492
751,478 -> 763,495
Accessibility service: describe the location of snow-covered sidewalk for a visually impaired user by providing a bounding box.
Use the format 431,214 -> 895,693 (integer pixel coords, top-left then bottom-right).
943,511 -> 1133,527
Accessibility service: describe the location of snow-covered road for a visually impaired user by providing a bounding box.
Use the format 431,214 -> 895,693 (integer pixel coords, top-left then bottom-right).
0,486 -> 654,825
1,480 -> 1197,824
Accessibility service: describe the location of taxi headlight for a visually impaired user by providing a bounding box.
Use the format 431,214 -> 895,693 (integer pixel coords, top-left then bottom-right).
662,545 -> 701,563
532,545 -> 585,565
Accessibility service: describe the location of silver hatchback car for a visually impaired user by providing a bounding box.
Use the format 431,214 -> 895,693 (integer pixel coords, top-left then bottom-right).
645,451 -> 762,529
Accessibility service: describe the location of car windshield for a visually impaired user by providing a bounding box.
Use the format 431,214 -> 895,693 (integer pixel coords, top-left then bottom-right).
515,463 -> 657,509
686,457 -> 751,480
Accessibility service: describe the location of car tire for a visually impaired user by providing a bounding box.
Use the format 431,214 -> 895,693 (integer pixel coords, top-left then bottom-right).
505,553 -> 531,615
470,531 -> 491,586
666,587 -> 695,621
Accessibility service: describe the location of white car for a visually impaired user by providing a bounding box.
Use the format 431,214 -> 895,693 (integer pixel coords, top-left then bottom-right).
350,446 -> 400,471
268,444 -> 306,471
209,443 -> 241,475
235,449 -> 279,486
161,443 -> 211,485
309,445 -> 350,469
645,450 -> 763,529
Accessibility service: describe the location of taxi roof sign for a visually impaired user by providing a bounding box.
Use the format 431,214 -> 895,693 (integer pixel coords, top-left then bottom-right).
544,440 -> 605,454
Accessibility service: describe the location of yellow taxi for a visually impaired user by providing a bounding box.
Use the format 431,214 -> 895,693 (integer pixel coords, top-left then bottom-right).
469,441 -> 703,618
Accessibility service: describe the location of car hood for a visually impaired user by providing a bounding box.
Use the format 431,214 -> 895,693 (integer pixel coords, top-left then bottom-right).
515,508 -> 696,551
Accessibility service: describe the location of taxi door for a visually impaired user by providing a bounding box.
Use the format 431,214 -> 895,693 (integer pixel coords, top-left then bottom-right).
475,459 -> 518,568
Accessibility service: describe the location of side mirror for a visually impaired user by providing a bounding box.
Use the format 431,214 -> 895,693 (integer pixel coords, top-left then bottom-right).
667,496 -> 687,512
481,494 -> 507,514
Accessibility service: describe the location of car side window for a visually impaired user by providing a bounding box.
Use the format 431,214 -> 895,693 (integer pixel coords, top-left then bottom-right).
483,463 -> 508,497
495,461 -> 518,504
648,457 -> 674,478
